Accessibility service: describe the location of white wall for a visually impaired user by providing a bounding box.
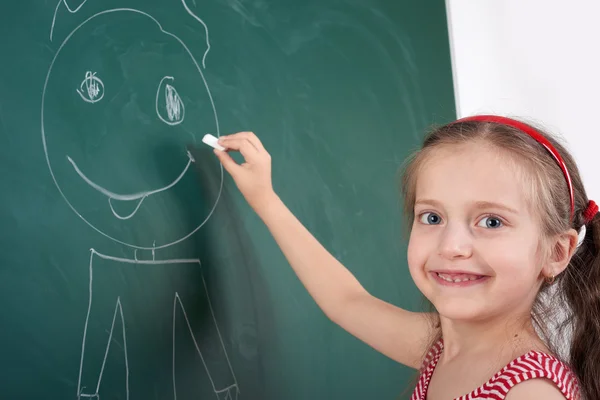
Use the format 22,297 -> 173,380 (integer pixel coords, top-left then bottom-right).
446,0 -> 600,201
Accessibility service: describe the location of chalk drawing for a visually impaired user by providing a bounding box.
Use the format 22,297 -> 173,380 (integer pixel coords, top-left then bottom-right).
51,0 -> 211,69
42,7 -> 223,249
46,5 -> 238,399
157,76 -> 185,126
94,297 -> 129,398
174,292 -> 240,400
66,150 -> 195,220
77,71 -> 104,103
76,250 -> 239,400
181,0 -> 210,68
51,0 -> 90,41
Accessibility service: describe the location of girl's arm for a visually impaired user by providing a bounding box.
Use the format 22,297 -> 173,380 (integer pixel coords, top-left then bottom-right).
214,131 -> 432,369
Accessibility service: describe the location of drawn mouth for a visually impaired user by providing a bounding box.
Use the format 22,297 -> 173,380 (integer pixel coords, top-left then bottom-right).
66,151 -> 195,220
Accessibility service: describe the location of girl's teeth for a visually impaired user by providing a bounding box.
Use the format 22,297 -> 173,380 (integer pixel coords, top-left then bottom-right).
436,273 -> 481,282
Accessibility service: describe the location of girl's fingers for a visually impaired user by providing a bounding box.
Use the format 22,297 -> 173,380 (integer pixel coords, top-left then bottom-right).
220,131 -> 265,153
214,149 -> 241,176
218,137 -> 260,163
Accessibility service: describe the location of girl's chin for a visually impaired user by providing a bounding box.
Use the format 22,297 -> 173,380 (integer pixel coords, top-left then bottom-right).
428,297 -> 491,322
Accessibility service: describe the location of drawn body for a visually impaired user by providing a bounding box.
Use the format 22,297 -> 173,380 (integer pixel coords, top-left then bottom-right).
43,2 -> 238,399
77,251 -> 238,400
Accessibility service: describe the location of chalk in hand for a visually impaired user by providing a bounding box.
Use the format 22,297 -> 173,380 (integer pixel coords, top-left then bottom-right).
202,134 -> 226,151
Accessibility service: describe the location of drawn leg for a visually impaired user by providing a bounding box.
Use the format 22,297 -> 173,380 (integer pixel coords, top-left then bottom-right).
172,270 -> 239,400
77,250 -> 129,400
198,273 -> 239,400
77,250 -> 97,400
96,298 -> 129,399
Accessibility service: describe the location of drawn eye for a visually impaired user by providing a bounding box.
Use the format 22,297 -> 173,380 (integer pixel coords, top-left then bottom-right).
77,71 -> 104,103
156,76 -> 185,126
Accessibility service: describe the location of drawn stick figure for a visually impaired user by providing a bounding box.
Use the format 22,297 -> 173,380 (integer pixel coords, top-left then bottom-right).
43,3 -> 239,399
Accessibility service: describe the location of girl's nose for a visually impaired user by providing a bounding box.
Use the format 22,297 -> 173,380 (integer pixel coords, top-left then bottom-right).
437,221 -> 473,260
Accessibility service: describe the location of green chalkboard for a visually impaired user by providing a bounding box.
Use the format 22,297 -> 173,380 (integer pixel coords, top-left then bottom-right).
0,0 -> 455,398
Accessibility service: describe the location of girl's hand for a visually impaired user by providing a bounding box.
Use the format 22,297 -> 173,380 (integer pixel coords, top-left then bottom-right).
214,131 -> 277,212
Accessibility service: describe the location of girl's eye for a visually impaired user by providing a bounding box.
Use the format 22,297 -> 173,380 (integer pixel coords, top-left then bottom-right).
419,212 -> 442,225
478,215 -> 503,229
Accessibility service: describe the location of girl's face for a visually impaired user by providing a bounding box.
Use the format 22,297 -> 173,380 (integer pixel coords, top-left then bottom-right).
407,142 -> 546,322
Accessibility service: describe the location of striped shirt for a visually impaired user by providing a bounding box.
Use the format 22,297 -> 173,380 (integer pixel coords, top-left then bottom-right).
410,339 -> 580,400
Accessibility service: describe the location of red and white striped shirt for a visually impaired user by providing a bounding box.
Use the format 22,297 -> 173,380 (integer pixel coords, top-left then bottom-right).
410,339 -> 580,400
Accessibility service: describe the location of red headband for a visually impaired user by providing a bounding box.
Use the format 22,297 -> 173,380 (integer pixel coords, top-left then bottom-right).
453,115 -> 583,222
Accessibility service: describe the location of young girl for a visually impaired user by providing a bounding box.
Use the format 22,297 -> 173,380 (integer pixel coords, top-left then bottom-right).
213,115 -> 599,399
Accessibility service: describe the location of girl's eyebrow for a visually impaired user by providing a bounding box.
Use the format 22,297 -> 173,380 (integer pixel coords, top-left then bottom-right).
473,201 -> 520,215
415,199 -> 520,215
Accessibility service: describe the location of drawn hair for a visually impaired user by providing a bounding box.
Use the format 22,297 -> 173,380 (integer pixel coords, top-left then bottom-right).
50,0 -> 210,68
399,119 -> 600,399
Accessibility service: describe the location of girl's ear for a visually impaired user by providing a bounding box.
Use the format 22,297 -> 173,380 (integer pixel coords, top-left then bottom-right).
542,228 -> 579,278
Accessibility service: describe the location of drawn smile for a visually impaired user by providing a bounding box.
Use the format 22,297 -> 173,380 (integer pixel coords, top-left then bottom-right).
66,151 -> 195,219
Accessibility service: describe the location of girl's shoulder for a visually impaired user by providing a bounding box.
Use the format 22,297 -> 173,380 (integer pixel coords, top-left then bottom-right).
411,339 -> 581,400
477,348 -> 580,400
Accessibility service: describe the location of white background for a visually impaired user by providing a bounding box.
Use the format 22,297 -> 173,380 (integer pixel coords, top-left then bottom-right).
446,0 -> 599,201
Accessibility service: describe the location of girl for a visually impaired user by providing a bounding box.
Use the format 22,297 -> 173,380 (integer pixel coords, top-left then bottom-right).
213,115 -> 599,399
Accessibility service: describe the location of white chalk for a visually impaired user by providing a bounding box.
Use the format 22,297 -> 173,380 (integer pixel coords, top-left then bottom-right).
202,134 -> 226,151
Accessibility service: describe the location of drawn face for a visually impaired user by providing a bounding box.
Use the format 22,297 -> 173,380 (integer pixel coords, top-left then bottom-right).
42,9 -> 222,249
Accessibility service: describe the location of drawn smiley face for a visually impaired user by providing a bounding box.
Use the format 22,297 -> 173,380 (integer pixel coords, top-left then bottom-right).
42,9 -> 223,249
